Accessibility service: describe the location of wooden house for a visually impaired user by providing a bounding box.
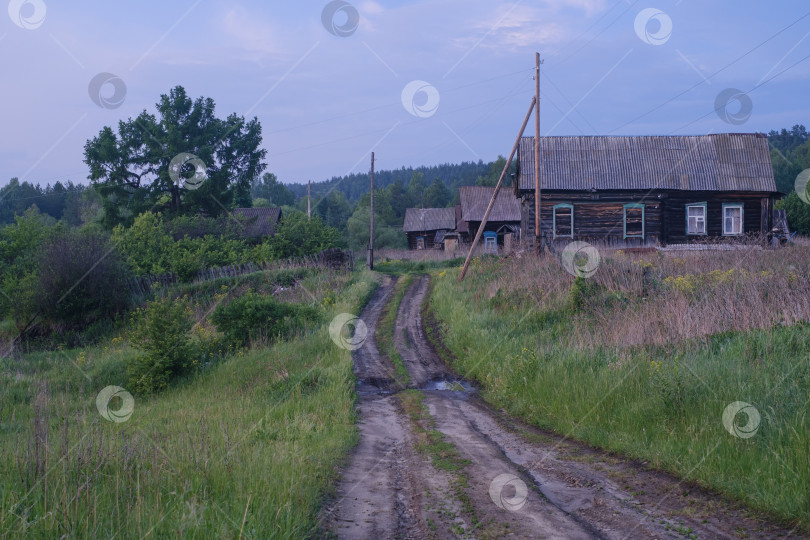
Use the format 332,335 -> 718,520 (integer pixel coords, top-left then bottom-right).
232,207 -> 282,241
458,186 -> 521,248
514,134 -> 779,249
403,207 -> 456,250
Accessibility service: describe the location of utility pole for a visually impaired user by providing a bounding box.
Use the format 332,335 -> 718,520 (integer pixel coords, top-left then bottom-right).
307,180 -> 311,220
459,97 -> 536,282
534,52 -> 543,255
368,152 -> 375,270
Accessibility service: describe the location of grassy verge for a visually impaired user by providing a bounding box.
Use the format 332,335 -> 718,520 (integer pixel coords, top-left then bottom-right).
376,275 -> 413,387
0,269 -> 378,538
426,259 -> 810,531
374,257 -> 465,275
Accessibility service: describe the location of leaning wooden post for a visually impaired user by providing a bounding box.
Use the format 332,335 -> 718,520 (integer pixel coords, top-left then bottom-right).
458,96 -> 536,282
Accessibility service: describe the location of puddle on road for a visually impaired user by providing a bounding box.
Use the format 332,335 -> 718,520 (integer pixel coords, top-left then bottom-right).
421,379 -> 475,393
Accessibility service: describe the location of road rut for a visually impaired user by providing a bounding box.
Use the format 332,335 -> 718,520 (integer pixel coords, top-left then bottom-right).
325,275 -> 800,539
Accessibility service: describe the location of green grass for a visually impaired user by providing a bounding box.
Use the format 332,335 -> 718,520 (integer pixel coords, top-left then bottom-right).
376,275 -> 413,387
427,268 -> 810,531
0,269 -> 379,539
374,257 -> 465,275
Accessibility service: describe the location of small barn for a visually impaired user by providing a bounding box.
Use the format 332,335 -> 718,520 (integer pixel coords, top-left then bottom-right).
403,207 -> 456,250
514,134 -> 779,249
232,207 -> 282,241
458,186 -> 521,248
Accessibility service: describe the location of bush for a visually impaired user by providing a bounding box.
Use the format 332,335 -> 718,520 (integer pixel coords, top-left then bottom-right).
127,297 -> 198,393
34,229 -> 132,330
212,293 -> 319,347
256,212 -> 343,259
775,192 -> 810,235
569,276 -> 601,311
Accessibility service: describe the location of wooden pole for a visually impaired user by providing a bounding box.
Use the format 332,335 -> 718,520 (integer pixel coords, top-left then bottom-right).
368,152 -> 375,270
534,52 -> 542,254
307,180 -> 311,220
458,96 -> 536,282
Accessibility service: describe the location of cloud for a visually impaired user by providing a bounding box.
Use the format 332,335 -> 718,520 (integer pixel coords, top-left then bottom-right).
457,3 -> 589,53
360,1 -> 385,15
221,6 -> 279,56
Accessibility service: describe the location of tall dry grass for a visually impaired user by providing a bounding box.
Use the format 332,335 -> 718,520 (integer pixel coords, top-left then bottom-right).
479,245 -> 810,349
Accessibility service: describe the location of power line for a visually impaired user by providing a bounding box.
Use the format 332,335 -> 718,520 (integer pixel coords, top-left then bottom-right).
609,10 -> 810,134
669,51 -> 810,134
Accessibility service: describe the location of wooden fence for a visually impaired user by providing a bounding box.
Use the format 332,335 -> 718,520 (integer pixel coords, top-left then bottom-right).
127,248 -> 355,297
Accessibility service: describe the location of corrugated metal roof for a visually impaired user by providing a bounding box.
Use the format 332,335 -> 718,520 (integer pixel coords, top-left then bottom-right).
232,207 -> 282,237
516,134 -> 777,193
403,207 -> 456,232
459,186 -> 521,222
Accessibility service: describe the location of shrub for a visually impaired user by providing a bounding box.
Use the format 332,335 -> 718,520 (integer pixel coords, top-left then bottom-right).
569,276 -> 600,312
127,297 -> 197,393
34,228 -> 132,330
212,293 -> 319,347
775,192 -> 810,235
258,212 -> 343,259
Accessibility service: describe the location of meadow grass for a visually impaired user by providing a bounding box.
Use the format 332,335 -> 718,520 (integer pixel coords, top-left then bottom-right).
0,269 -> 378,539
426,248 -> 810,530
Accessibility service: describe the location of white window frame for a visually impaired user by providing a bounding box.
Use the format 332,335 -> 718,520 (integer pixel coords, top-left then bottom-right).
722,204 -> 744,236
686,203 -> 707,236
484,236 -> 497,253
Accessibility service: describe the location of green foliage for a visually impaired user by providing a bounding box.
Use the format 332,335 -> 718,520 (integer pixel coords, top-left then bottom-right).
251,172 -> 295,207
776,192 -> 810,235
111,212 -> 173,275
84,86 -> 267,226
569,276 -> 600,311
768,125 -> 810,194
0,178 -> 87,226
211,292 -> 319,347
127,297 -> 197,393
33,228 -> 131,329
258,211 -> 343,258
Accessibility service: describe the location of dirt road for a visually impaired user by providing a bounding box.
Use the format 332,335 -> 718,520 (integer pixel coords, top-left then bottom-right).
324,275 -> 800,539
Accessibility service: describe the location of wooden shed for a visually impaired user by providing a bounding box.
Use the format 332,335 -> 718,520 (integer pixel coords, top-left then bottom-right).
458,186 -> 521,246
514,134 -> 779,249
403,207 -> 456,250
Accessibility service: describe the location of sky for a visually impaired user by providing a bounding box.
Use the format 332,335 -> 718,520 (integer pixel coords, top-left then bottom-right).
1,0 -> 808,188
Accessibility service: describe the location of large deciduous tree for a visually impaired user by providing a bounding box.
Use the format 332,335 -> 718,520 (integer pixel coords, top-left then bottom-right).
84,86 -> 267,227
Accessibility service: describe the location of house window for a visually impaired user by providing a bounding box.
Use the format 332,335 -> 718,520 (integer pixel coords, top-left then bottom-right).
416,236 -> 425,250
483,232 -> 498,253
686,203 -> 707,235
723,204 -> 744,235
623,203 -> 645,239
553,204 -> 574,239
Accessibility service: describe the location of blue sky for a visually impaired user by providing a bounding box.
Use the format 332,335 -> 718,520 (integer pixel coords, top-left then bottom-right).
1,0 -> 808,187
